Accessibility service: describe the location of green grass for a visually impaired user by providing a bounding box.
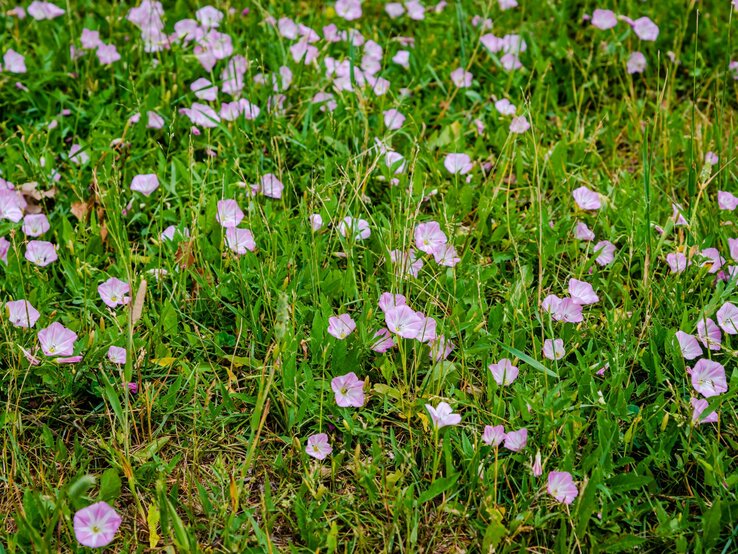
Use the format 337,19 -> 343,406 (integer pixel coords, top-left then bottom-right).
1,0 -> 738,551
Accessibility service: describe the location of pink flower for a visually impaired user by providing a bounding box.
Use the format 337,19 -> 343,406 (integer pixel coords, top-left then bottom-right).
69,144 -> 90,165
331,372 -> 365,407
495,98 -> 516,115
426,401 -> 461,429
392,50 -> 410,68
160,226 -> 189,242
191,77 -> 218,101
675,331 -> 702,360
0,236 -> 9,264
728,238 -> 738,261
632,17 -> 659,41
96,44 -> 120,65
488,358 -> 519,386
196,6 -> 223,28
38,322 -> 77,357
22,214 -> 50,237
385,151 -> 406,174
336,0 -> 362,20
716,302 -> 738,334
306,433 -> 332,460
450,67 -> 473,88
5,300 -> 40,328
718,191 -> 738,210
0,189 -> 26,222
312,92 -> 337,112
551,297 -> 584,323
371,328 -> 395,352
700,248 -> 725,274
482,425 -> 505,446
415,312 -> 437,343
498,0 -> 518,9
705,151 -> 718,166
691,359 -> 727,397
574,221 -> 595,241
591,9 -> 617,30
73,502 -> 122,548
503,428 -> 527,452
3,49 -> 26,73
569,278 -> 598,305
339,217 -> 371,240
532,451 -> 543,477
543,338 -> 565,360
290,39 -> 319,64
690,397 -> 718,425
379,293 -> 406,313
666,252 -> 689,273
260,174 -> 284,199
180,102 -> 221,127
415,221 -> 447,254
433,244 -> 460,267
385,305 -> 424,339
327,314 -> 357,339
429,335 -> 454,361
225,227 -> 256,254
127,382 -> 138,393
672,204 -> 688,226
443,153 -> 473,175
509,116 -> 530,134
547,471 -> 578,504
309,214 -> 323,231
216,199 -> 244,228
25,240 -> 57,266
81,29 -> 102,49
572,186 -> 601,210
383,109 -> 405,130
594,241 -> 616,266
28,1 -> 64,20
627,51 -> 647,74
107,345 -> 126,365
130,174 -> 159,196
697,318 -> 722,350
98,277 -> 131,308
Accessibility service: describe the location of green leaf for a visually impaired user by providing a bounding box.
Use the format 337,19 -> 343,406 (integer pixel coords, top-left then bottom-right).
496,342 -> 558,378
417,474 -> 459,504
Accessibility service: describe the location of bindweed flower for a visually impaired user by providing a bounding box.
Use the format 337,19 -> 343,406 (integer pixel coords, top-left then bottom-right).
331,372 -> 365,407
415,312 -> 437,343
225,227 -> 256,254
690,359 -> 727,398
25,240 -> 58,266
98,278 -> 131,308
260,174 -> 284,199
443,153 -> 473,175
542,338 -> 565,360
666,252 -> 689,273
532,451 -> 543,477
336,0 -> 362,21
574,221 -> 595,241
429,335 -> 454,362
718,191 -> 738,211
632,17 -> 659,41
450,67 -> 473,88
572,186 -> 601,210
594,241 -> 616,266
3,49 -> 26,73
161,226 -> 189,242
415,221 -> 447,254
495,98 -> 516,115
107,345 -> 126,365
627,52 -> 647,74
378,293 -> 407,313
6,300 -> 40,328
306,433 -> 332,460
38,322 -> 77,357
697,317 -> 722,351
327,314 -> 356,339
0,236 -> 10,264
385,305 -> 424,339
482,425 -> 505,446
28,1 -> 64,20
509,116 -> 529,133
690,397 -> 718,424
432,244 -> 461,267
675,331 -> 702,360
73,501 -> 122,548
371,328 -> 395,352
309,214 -> 323,231
504,428 -> 527,452
383,109 -> 405,130
547,471 -> 578,504
700,248 -> 725,274
716,302 -> 738,334
569,278 -> 598,305
544,296 -> 584,323
22,214 -> 50,237
130,174 -> 159,196
488,358 -> 519,386
425,401 -> 461,430
147,111 -> 164,129
216,199 -> 244,228
591,9 -> 617,30
339,217 -> 371,240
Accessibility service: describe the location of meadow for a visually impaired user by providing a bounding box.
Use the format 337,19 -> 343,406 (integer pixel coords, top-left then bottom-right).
1,0 -> 737,551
